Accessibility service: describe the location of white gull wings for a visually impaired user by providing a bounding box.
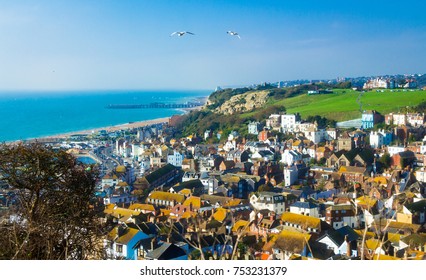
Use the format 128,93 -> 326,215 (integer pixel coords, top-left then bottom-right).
227,31 -> 241,39
170,31 -> 195,37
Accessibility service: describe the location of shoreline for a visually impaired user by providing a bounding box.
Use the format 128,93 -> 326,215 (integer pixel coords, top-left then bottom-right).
20,105 -> 205,143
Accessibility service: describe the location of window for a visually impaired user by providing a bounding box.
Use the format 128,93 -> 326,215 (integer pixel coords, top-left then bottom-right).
116,244 -> 123,253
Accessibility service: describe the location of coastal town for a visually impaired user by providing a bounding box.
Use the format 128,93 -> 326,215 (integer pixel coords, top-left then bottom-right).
2,78 -> 425,261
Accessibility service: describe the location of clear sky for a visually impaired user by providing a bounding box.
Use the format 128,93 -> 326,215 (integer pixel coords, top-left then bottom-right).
0,0 -> 425,91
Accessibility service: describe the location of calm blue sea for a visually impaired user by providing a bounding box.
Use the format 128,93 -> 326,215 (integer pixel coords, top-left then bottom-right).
0,90 -> 210,142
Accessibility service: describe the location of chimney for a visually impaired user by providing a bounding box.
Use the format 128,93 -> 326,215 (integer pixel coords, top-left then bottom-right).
151,237 -> 158,251
345,235 -> 351,258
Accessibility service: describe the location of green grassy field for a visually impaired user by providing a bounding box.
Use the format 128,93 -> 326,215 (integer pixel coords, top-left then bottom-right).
262,89 -> 426,121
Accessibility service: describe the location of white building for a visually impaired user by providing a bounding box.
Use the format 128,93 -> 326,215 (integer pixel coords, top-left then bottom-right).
416,168 -> 426,183
266,114 -> 281,130
248,121 -> 262,135
281,114 -> 297,132
139,156 -> 151,175
370,131 -> 383,149
406,113 -> 425,127
386,113 -> 406,125
167,150 -> 185,167
305,128 -> 328,144
250,192 -> 286,215
283,165 -> 298,187
204,130 -> 212,140
281,149 -> 302,166
387,146 -> 406,157
326,128 -> 337,141
289,200 -> 320,218
223,140 -> 236,152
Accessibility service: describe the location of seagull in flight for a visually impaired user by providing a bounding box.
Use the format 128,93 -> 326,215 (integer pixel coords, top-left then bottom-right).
170,31 -> 195,37
227,31 -> 241,39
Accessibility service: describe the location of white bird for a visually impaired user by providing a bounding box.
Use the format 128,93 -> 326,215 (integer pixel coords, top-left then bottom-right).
170,31 -> 195,37
227,31 -> 241,39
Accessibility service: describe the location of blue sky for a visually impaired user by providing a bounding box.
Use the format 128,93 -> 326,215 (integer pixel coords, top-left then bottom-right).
0,0 -> 425,90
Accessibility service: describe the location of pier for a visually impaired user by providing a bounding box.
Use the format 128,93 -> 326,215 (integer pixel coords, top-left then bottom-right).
105,102 -> 203,109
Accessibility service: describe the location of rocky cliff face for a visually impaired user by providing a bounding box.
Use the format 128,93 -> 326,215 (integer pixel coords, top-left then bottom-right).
212,90 -> 270,115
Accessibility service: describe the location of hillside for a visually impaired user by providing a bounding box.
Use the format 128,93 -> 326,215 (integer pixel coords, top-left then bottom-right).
213,90 -> 270,115
177,86 -> 426,139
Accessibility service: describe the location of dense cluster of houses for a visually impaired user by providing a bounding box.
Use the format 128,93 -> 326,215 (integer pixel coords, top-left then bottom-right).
100,109 -> 426,260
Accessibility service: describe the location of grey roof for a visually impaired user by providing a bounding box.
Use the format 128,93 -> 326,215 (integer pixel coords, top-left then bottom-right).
336,226 -> 360,242
145,242 -> 186,260
146,243 -> 171,259
290,201 -> 318,209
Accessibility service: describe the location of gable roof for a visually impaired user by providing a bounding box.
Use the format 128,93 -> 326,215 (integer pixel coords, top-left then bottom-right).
290,201 -> 318,209
147,191 -> 185,204
273,230 -> 311,254
128,203 -> 155,212
106,226 -> 142,245
182,196 -> 202,209
145,164 -> 177,184
336,226 -> 360,242
146,242 -> 186,260
318,230 -> 345,247
281,212 -> 321,230
212,207 -> 228,222
406,199 -> 426,212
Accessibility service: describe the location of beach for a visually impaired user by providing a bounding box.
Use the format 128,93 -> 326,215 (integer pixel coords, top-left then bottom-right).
23,105 -> 204,143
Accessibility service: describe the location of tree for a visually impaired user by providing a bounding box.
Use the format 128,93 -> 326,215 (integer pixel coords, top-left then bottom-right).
379,153 -> 391,170
0,143 -> 105,259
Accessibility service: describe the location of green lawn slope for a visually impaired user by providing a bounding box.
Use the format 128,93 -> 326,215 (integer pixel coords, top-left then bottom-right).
263,89 -> 426,121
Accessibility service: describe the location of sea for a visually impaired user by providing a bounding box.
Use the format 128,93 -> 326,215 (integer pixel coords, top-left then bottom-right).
0,90 -> 211,142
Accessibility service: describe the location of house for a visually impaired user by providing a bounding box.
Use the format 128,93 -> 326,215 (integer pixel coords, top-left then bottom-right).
370,130 -> 393,148
169,179 -> 205,196
146,191 -> 185,208
281,149 -> 302,166
406,113 -> 425,127
101,174 -> 120,190
225,149 -> 247,163
325,204 -> 359,229
270,230 -> 311,260
266,114 -> 281,130
251,150 -> 275,162
316,227 -> 359,257
258,129 -> 271,142
315,146 -> 332,162
388,146 -> 406,157
385,113 -> 406,125
391,151 -> 416,169
105,225 -> 150,260
283,165 -> 298,187
204,129 -> 212,140
305,128 -> 328,144
362,110 -> 382,130
248,121 -> 262,135
289,200 -> 320,218
250,192 -> 286,215
281,114 -> 300,133
280,212 -> 321,233
338,166 -> 367,184
404,200 -> 426,224
181,158 -> 196,171
167,150 -> 185,167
